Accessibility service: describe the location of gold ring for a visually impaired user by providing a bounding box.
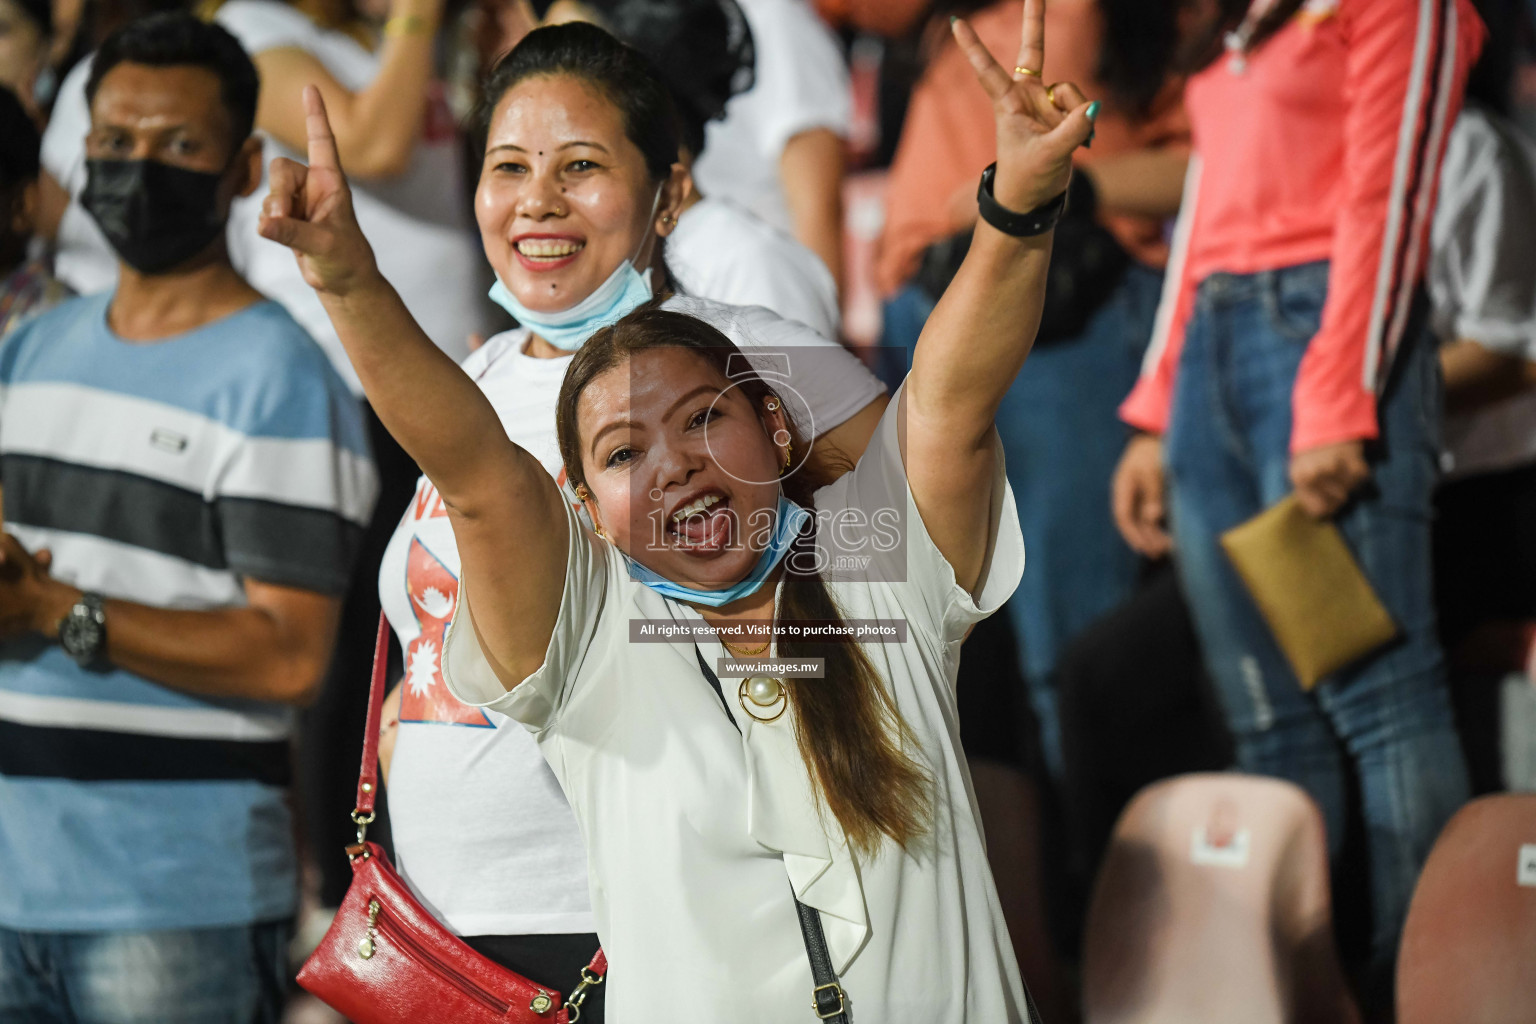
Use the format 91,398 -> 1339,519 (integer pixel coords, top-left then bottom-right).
1046,85 -> 1057,104
1015,66 -> 1042,78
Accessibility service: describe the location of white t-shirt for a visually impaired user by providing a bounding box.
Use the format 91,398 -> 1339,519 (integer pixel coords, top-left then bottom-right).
377,294 -> 885,936
691,0 -> 850,237
215,1 -> 489,393
669,195 -> 841,339
1429,108 -> 1536,478
41,58 -> 134,296
443,387 -> 1030,1021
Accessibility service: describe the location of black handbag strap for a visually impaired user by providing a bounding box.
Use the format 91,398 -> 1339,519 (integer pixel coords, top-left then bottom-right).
697,644 -> 1049,1024
694,646 -> 851,1023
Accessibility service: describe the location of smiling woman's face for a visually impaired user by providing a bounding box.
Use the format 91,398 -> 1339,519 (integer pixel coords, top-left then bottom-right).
475,74 -> 665,316
575,346 -> 792,590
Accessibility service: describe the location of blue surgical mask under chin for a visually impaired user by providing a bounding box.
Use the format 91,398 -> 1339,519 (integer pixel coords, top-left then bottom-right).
490,185 -> 665,351
625,495 -> 812,609
488,257 -> 654,352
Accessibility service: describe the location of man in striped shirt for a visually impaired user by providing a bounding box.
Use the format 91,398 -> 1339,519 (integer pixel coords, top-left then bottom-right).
0,15 -> 376,1022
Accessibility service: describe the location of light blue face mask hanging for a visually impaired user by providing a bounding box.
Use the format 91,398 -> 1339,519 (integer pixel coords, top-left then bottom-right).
488,188 -> 664,351
625,495 -> 811,608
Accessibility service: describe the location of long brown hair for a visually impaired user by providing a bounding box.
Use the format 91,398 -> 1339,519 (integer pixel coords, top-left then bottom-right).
556,306 -> 932,857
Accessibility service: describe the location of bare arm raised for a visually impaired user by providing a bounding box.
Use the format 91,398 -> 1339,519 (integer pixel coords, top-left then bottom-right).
904,1 -> 1097,592
258,87 -> 566,689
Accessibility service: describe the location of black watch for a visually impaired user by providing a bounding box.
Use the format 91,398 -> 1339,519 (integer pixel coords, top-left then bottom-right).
976,163 -> 1068,237
59,592 -> 107,667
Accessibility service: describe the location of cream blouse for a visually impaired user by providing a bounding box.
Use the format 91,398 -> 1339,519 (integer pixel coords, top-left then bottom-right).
444,391 -> 1033,1022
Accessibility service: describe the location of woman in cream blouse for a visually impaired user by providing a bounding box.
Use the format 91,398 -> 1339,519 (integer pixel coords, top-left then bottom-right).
260,6 -> 1096,1019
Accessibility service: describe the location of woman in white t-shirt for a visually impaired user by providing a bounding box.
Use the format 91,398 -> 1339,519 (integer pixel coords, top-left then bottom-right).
212,0 -> 489,390
266,4 -> 1095,1015
689,0 -> 850,288
546,0 -> 842,339
362,22 -> 885,1018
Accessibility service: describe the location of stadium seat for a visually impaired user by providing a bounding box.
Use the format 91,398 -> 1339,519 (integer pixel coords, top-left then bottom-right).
1397,794 -> 1536,1023
1082,772 -> 1359,1024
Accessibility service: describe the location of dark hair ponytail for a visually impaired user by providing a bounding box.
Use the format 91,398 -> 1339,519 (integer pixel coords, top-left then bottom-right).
472,21 -> 681,183
556,307 -> 933,858
573,0 -> 755,160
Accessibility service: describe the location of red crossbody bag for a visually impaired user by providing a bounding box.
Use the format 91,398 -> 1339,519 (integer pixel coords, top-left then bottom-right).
297,614 -> 606,1022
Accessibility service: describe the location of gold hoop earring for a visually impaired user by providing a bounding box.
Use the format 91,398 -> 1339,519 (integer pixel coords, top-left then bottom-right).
765,397 -> 780,412
575,484 -> 605,537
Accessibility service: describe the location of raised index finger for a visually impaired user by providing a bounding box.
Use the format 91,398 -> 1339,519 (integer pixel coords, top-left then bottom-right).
1015,0 -> 1046,77
302,85 -> 342,173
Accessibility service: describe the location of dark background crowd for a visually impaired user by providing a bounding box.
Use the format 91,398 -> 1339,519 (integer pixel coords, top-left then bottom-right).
2,0 -> 1535,1022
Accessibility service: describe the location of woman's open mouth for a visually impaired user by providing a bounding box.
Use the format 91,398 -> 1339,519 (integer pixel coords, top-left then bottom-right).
512,235 -> 585,271
667,492 -> 733,552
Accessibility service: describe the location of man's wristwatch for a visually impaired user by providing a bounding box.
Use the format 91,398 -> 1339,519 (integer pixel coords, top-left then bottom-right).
59,593 -> 108,667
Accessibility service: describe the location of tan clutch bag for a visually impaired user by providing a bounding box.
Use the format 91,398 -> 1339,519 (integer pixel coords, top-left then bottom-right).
1218,494 -> 1398,690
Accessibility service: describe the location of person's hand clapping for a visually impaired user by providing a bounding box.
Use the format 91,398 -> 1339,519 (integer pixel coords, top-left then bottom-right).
258,86 -> 380,298
0,535 -> 73,640
952,0 -> 1098,217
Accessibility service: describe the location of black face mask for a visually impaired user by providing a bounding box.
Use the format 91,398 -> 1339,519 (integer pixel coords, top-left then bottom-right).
81,159 -> 228,275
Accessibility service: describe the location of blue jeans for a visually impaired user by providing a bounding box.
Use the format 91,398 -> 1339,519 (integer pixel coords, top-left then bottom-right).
0,921 -> 289,1024
1163,262 -> 1469,990
884,265 -> 1161,778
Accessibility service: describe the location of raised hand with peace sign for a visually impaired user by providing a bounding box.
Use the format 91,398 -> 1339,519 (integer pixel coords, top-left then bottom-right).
952,0 -> 1097,216
896,0 -> 1100,595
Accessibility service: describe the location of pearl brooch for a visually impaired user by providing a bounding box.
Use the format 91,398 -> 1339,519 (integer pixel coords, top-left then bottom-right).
738,676 -> 787,723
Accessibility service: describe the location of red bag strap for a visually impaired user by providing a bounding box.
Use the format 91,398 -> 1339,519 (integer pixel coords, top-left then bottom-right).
350,613 -> 391,838
344,612 -> 610,991
564,948 -> 608,1019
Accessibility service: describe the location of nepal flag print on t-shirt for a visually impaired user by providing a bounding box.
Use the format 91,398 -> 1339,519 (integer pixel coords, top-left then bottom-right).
401,488 -> 493,728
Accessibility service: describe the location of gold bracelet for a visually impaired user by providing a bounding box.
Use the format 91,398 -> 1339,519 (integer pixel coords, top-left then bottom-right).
384,14 -> 433,37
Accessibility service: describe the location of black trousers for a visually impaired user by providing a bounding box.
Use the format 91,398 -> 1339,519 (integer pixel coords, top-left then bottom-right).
463,933 -> 606,1022
1433,460 -> 1536,793
1055,564 -> 1234,896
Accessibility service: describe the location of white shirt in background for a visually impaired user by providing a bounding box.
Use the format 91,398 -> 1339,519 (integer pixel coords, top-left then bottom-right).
443,387 -> 1032,1021
669,195 -> 841,339
41,19 -> 490,396
691,0 -> 850,238
1430,107 -> 1536,479
376,294 -> 885,937
218,0 -> 489,393
40,59 -> 129,297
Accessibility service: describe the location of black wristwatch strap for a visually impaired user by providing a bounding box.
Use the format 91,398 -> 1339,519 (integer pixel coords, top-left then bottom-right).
977,162 -> 1067,237
695,647 -> 852,1023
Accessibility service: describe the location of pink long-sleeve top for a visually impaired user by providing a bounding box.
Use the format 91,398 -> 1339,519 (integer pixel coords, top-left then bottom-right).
1120,0 -> 1485,452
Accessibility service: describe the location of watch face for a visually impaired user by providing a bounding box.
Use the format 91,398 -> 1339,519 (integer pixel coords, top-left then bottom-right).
62,607 -> 104,662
